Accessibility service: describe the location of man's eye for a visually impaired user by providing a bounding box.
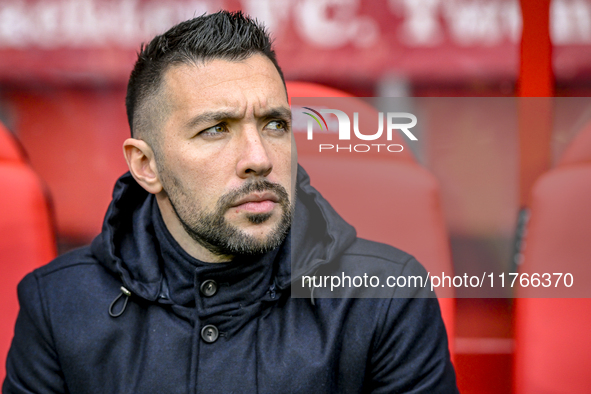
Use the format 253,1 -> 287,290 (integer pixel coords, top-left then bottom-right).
201,124 -> 228,137
266,120 -> 287,132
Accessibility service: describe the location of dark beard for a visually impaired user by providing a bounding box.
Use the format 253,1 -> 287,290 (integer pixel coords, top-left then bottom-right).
168,179 -> 293,257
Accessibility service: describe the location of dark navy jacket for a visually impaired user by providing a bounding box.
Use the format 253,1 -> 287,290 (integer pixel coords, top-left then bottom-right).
4,167 -> 458,393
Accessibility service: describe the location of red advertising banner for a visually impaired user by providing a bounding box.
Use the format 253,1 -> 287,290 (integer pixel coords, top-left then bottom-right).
1,0 -> 591,85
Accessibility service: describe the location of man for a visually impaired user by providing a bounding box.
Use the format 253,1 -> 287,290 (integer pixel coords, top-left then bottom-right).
4,11 -> 458,393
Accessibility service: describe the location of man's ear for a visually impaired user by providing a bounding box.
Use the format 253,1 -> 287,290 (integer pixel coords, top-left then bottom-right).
123,138 -> 163,194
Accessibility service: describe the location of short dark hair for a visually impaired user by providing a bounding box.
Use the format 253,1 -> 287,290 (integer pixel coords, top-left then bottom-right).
126,10 -> 285,141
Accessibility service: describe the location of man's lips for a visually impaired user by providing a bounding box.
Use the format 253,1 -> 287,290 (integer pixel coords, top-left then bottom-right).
231,192 -> 279,213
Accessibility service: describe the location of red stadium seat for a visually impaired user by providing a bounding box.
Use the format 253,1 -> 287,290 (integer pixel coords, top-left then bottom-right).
7,89 -> 130,244
0,123 -> 56,383
287,81 -> 456,357
513,122 -> 591,393
0,128 -> 24,163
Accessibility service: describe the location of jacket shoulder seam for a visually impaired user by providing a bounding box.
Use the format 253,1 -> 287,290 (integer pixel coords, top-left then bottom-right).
371,297 -> 396,355
341,250 -> 414,267
31,270 -> 61,367
36,260 -> 102,278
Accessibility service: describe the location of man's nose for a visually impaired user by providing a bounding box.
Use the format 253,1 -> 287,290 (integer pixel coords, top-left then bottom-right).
236,126 -> 273,178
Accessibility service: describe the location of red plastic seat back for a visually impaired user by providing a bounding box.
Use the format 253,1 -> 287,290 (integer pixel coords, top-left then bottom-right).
0,123 -> 56,382
287,81 -> 455,354
7,89 -> 129,243
0,127 -> 24,163
514,122 -> 591,394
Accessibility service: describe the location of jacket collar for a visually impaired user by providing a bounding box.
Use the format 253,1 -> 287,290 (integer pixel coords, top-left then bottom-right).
91,165 -> 356,301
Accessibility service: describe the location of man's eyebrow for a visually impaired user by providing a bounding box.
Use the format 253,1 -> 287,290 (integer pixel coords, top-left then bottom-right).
184,107 -> 292,129
260,107 -> 292,122
184,110 -> 242,129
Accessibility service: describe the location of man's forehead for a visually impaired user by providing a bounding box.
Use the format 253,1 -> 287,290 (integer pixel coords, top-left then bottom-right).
161,55 -> 287,110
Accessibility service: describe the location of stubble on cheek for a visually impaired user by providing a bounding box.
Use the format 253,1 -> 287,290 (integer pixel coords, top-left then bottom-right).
160,166 -> 293,257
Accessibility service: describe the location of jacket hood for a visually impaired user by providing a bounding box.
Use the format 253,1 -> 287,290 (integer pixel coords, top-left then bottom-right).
91,165 -> 356,301
278,165 -> 357,288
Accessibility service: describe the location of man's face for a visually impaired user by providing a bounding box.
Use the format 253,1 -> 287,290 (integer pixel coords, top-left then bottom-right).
153,54 -> 294,257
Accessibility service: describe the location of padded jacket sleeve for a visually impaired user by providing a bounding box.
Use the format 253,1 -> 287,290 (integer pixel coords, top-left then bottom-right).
369,259 -> 459,393
3,272 -> 66,394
